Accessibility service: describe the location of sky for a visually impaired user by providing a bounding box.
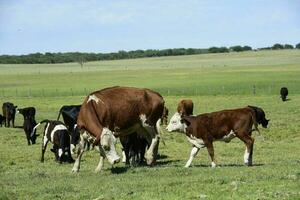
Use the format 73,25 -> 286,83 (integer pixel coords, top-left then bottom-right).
0,0 -> 299,55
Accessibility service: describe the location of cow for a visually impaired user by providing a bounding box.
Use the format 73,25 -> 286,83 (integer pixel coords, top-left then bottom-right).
2,102 -> 17,127
280,87 -> 288,101
33,120 -> 74,163
120,132 -> 149,166
166,106 -> 269,168
71,86 -> 165,173
17,107 -> 37,145
0,114 -> 5,127
166,99 -> 194,132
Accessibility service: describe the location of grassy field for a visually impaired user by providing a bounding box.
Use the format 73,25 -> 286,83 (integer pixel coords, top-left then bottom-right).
0,50 -> 300,199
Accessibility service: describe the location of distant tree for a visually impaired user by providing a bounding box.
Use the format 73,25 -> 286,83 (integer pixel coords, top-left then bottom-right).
296,43 -> 300,49
230,45 -> 243,52
283,44 -> 294,49
208,47 -> 219,53
218,47 -> 229,53
272,43 -> 284,50
78,57 -> 85,68
242,46 -> 252,51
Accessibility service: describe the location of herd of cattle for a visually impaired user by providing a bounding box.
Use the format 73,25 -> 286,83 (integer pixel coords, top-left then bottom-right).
0,86 -> 290,173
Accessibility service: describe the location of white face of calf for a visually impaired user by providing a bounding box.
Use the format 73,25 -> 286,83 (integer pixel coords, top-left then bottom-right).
100,128 -> 120,165
166,112 -> 186,132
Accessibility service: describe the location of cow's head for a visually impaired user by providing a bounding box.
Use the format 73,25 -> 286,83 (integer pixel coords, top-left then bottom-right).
166,112 -> 186,132
248,105 -> 270,128
100,128 -> 120,165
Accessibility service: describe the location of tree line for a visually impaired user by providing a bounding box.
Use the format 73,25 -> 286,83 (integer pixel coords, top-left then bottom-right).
0,43 -> 299,64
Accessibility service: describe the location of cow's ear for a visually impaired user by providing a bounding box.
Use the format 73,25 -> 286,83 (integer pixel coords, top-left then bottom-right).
181,116 -> 191,126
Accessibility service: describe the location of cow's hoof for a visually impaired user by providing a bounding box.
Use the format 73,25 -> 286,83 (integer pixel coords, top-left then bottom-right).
71,168 -> 79,173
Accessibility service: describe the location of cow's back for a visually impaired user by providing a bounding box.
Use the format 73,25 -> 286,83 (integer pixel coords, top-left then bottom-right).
78,86 -> 164,131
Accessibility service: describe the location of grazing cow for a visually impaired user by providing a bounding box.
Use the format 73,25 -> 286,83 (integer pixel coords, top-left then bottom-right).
57,105 -> 81,138
0,114 -> 5,127
71,86 -> 164,173
120,132 -> 149,166
33,120 -> 74,163
161,106 -> 169,125
2,102 -> 17,127
166,106 -> 269,168
280,87 -> 288,101
17,107 -> 37,145
166,99 -> 194,132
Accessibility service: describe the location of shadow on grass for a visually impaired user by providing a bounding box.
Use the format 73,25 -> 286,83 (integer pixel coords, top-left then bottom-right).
111,166 -> 130,174
193,163 -> 265,168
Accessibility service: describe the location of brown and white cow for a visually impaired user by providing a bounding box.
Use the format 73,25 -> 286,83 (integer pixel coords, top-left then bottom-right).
167,106 -> 269,168
71,86 -> 165,173
166,99 -> 194,132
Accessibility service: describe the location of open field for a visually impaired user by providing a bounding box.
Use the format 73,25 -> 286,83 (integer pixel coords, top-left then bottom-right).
0,50 -> 300,199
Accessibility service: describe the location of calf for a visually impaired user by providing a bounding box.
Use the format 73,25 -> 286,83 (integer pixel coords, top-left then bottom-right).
120,132 -> 149,166
2,102 -> 17,127
280,87 -> 288,101
166,99 -> 194,132
17,107 -> 37,145
167,106 -> 269,168
33,120 -> 74,163
0,114 -> 5,127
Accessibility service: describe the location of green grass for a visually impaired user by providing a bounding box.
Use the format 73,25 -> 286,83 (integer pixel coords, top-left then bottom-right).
0,50 -> 300,199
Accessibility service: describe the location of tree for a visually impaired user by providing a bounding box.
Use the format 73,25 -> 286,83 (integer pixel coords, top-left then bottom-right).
272,43 -> 284,50
296,43 -> 300,49
242,46 -> 252,51
284,44 -> 294,49
78,57 -> 85,68
230,46 -> 243,52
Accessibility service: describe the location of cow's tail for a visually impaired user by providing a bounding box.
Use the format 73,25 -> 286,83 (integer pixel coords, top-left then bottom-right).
156,119 -> 166,146
31,119 -> 50,137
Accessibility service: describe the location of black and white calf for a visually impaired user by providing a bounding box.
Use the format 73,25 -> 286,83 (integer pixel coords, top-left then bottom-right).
32,120 -> 74,163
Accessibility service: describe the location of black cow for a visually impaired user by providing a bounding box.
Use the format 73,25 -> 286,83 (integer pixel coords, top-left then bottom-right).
57,105 -> 81,134
2,102 -> 17,127
33,120 -> 74,163
280,87 -> 288,101
17,107 -> 37,145
120,133 -> 149,166
0,114 -> 5,127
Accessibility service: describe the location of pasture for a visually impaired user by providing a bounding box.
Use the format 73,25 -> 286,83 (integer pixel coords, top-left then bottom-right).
0,50 -> 300,199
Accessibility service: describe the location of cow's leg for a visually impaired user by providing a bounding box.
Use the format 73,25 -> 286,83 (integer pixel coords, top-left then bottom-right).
12,117 -> 15,128
121,149 -> 126,163
140,121 -> 161,165
41,135 -> 49,162
26,132 -> 31,145
238,134 -> 254,166
66,148 -> 75,163
71,136 -> 85,172
95,145 -> 106,173
185,146 -> 200,168
206,141 -> 216,168
58,132 -> 66,164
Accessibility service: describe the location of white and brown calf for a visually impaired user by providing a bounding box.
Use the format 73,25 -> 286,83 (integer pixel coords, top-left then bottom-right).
167,106 -> 269,168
